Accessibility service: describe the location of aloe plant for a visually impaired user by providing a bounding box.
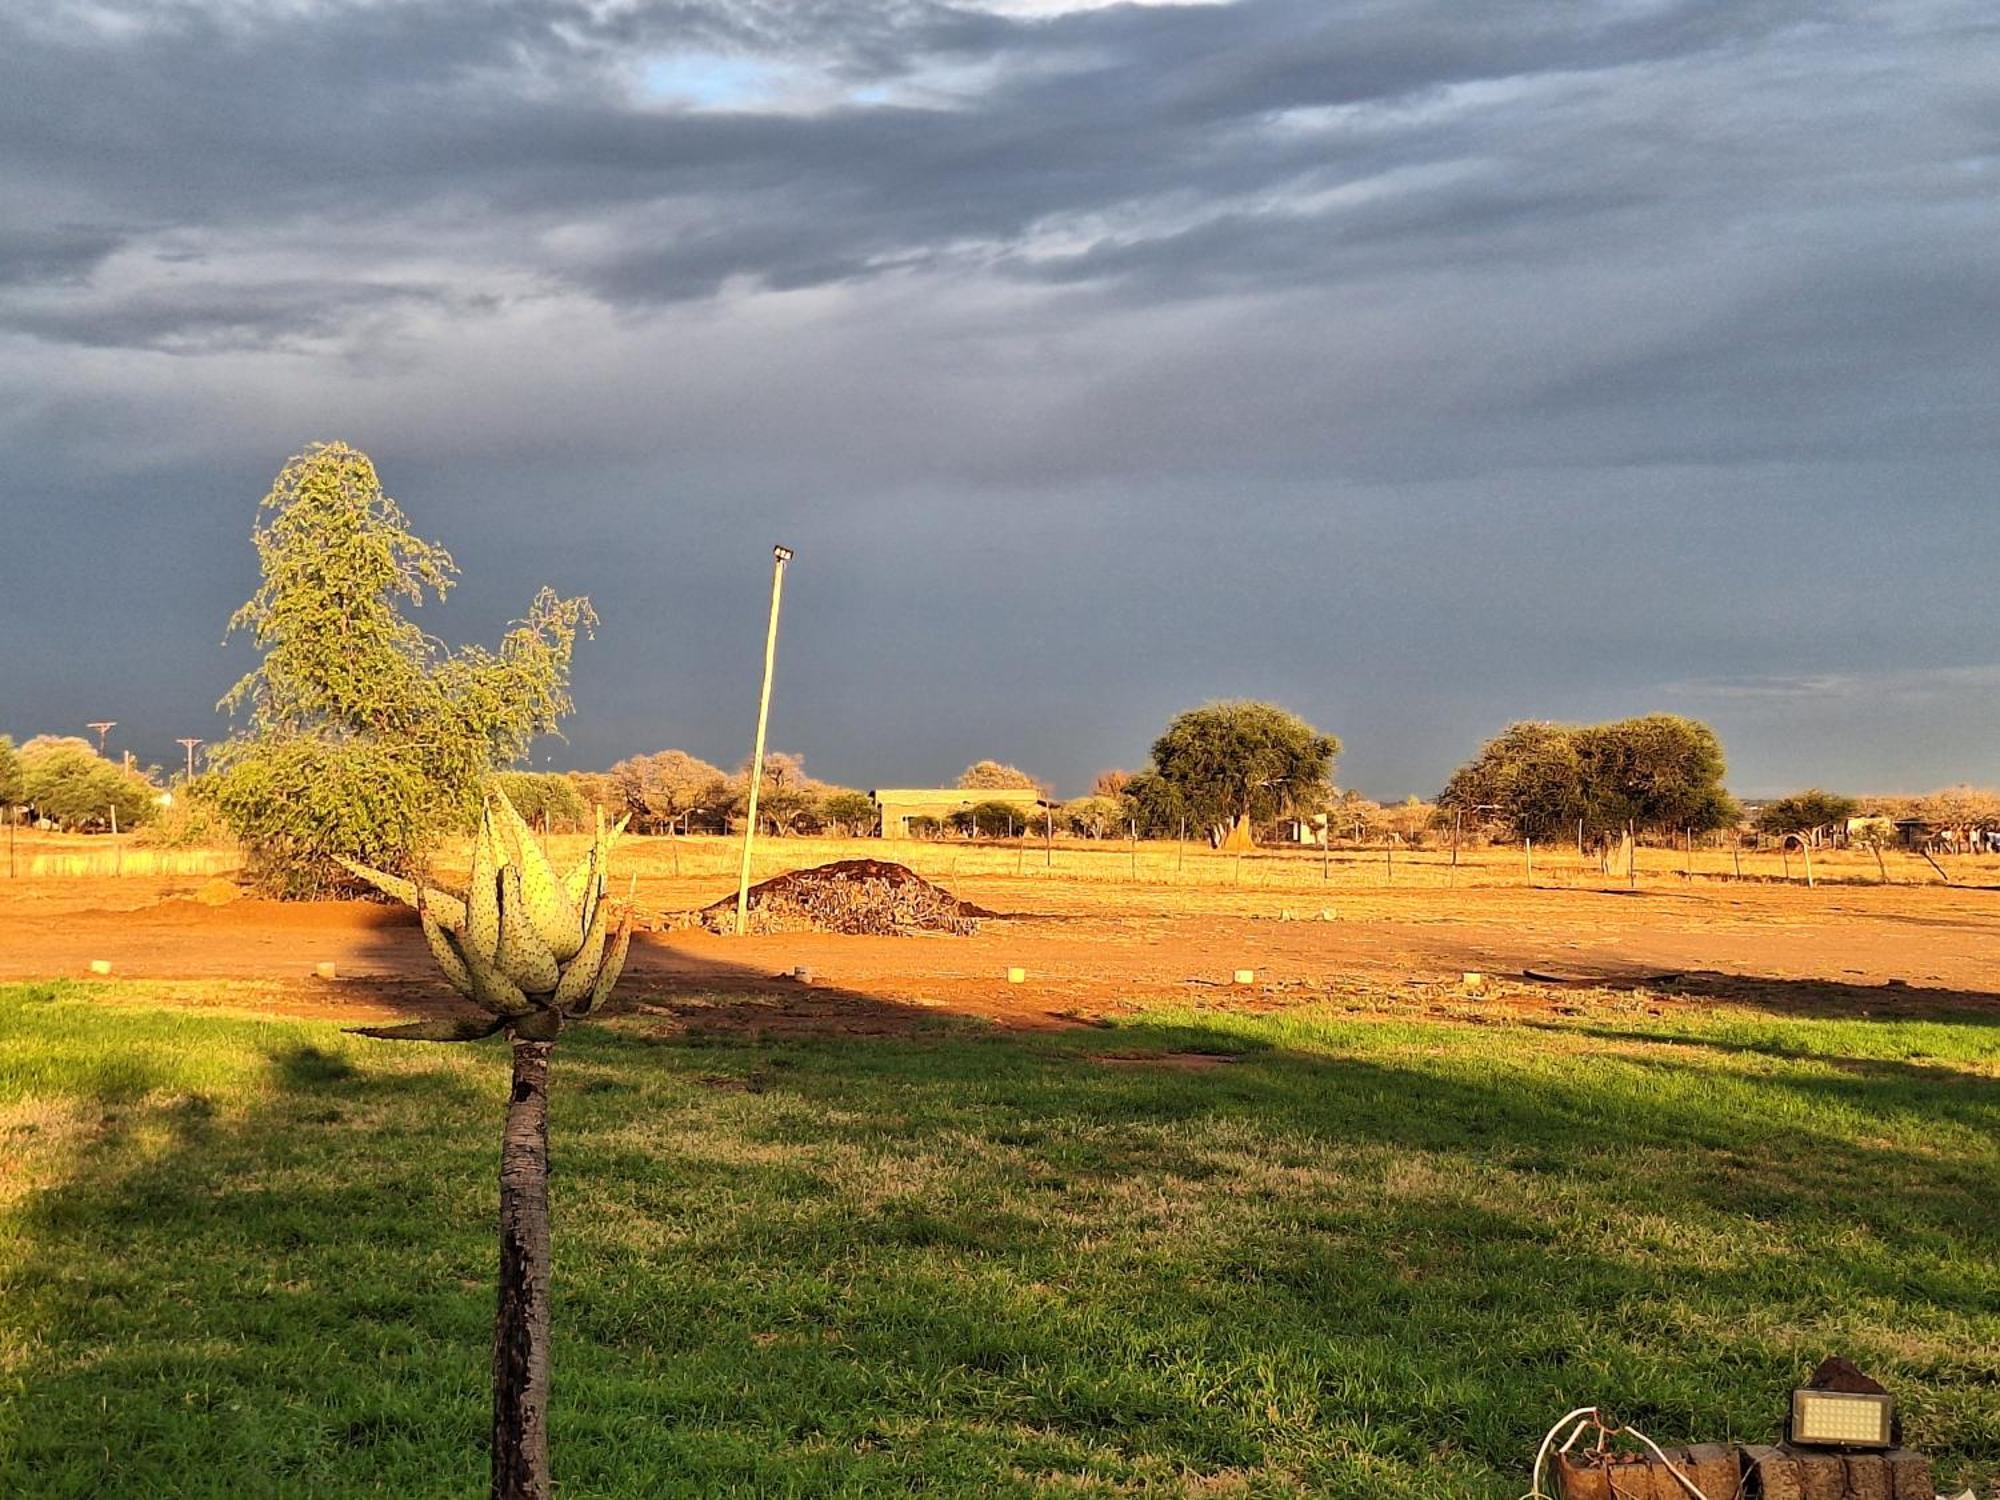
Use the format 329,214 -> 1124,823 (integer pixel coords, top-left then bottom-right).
341,784 -> 632,1500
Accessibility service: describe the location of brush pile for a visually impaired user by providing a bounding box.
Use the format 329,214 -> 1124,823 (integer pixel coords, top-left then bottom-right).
696,860 -> 990,936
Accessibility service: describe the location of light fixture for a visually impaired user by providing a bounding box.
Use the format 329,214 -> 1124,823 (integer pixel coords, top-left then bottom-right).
773,544 -> 794,562
1790,1389 -> 1894,1449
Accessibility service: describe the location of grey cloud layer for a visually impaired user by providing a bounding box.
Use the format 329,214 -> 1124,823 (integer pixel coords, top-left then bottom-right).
2,0 -> 1997,793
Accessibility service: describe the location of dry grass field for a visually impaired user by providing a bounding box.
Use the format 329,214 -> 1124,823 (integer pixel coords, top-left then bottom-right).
3,828 -> 1996,1495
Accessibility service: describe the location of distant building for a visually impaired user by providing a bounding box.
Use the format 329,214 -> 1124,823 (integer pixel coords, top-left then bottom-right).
871,786 -> 1044,840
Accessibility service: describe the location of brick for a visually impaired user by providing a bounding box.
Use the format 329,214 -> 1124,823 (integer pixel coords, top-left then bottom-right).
1678,1443 -> 1740,1499
1882,1450 -> 1933,1500
1742,1444 -> 1802,1500
1842,1454 -> 1890,1500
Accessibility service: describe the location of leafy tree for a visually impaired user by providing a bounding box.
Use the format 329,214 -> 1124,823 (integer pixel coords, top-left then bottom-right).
1091,769 -> 1133,800
493,772 -> 590,833
0,736 -> 21,810
1438,721 -> 1586,840
1062,795 -> 1124,838
18,736 -> 159,830
729,751 -> 818,835
817,789 -> 878,836
1121,768 -> 1189,838
610,750 -> 728,832
1577,715 -> 1738,834
958,760 -> 1041,792
949,799 -> 1031,838
1753,790 -> 1858,841
1146,701 -> 1339,842
209,443 -> 593,896
1441,715 -> 1737,840
564,771 -> 620,821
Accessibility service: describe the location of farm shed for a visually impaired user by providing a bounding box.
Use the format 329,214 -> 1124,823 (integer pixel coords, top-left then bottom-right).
871,787 -> 1044,840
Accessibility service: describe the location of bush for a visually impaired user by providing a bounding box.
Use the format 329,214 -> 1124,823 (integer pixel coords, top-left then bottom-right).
139,783 -> 231,849
208,736 -> 433,898
948,800 -> 1031,838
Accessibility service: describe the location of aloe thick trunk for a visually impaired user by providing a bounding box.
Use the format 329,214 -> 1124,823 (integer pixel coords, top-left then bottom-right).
493,1038 -> 553,1500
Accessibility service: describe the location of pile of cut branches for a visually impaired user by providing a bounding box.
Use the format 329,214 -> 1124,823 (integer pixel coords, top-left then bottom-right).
695,860 -> 990,936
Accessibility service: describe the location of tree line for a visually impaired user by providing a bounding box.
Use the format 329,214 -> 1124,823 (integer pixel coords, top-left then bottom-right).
16,444 -> 1995,895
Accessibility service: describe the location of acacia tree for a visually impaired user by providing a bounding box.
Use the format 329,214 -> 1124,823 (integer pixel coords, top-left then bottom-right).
1754,790 -> 1858,844
1146,701 -> 1339,844
958,760 -> 1041,792
1438,722 -> 1586,840
817,789 -> 878,836
610,750 -> 729,832
18,736 -> 159,830
209,443 -> 592,895
1439,715 -> 1738,842
0,737 -> 20,810
731,750 -> 817,834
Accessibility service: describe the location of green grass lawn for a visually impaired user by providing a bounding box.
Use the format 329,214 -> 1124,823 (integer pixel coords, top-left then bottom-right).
2,982 -> 1995,1497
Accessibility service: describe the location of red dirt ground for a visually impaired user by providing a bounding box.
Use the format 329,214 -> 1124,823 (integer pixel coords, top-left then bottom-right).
6,872 -> 1998,1032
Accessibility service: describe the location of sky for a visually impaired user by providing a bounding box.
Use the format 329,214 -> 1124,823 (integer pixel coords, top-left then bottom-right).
2,0 -> 1997,800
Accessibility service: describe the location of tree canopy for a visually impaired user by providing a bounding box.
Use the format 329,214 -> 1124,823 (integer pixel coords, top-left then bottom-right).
957,760 -> 1041,792
18,737 -> 159,830
0,737 -> 21,809
1145,701 -> 1339,839
611,750 -> 730,832
1439,715 -> 1738,839
1752,789 -> 1858,838
210,443 -> 593,895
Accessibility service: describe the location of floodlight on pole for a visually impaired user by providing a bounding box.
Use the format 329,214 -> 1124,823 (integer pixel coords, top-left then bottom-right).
734,545 -> 793,936
176,739 -> 204,781
87,721 -> 116,756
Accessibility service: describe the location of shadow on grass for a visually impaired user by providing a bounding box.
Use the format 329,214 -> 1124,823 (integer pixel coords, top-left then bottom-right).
6,945 -> 1998,1499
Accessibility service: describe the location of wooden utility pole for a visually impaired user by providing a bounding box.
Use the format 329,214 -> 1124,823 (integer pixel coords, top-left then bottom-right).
733,546 -> 792,936
176,738 -> 203,782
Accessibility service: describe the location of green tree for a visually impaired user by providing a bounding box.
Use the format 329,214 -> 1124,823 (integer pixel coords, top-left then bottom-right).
18,736 -> 159,830
817,789 -> 878,836
949,799 -> 1031,838
1121,768 -> 1189,838
1438,721 -> 1586,841
210,442 -> 593,895
492,772 -> 591,833
1753,790 -> 1858,841
957,760 -> 1042,792
1441,715 -> 1737,841
1061,794 -> 1124,838
1146,701 -> 1339,842
1576,715 -> 1738,834
0,736 -> 22,810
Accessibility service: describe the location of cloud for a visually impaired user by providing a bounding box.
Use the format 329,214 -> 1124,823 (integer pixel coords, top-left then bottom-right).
2,0 -> 1998,795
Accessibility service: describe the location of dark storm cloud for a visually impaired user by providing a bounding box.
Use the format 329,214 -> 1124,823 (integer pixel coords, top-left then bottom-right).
2,0 -> 1998,797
